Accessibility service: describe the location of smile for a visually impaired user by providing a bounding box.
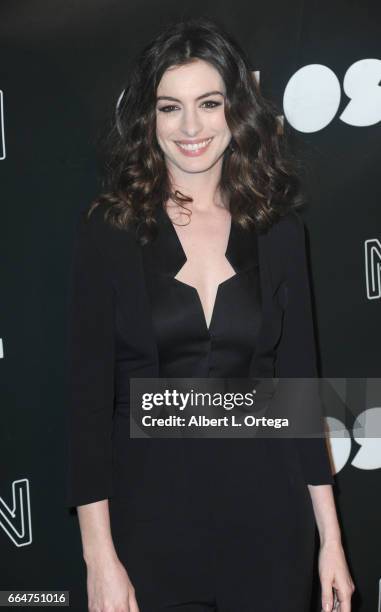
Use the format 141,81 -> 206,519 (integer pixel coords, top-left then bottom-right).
175,137 -> 213,156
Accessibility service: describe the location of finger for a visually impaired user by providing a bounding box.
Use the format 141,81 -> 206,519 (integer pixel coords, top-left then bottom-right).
337,591 -> 352,612
321,582 -> 334,611
128,590 -> 140,612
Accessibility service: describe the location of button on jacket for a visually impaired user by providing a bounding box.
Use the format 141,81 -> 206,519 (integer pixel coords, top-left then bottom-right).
65,202 -> 334,513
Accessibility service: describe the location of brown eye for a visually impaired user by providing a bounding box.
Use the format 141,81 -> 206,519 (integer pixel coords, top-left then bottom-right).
157,100 -> 222,113
158,105 -> 179,113
201,100 -> 222,108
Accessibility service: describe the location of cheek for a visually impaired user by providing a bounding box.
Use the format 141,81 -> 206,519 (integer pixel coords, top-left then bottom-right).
156,116 -> 170,142
210,112 -> 230,136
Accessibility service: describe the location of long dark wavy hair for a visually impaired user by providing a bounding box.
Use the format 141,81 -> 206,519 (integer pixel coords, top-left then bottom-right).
88,16 -> 305,243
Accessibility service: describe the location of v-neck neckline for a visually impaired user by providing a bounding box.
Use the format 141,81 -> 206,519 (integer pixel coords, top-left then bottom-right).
159,203 -> 236,268
145,204 -> 260,335
160,205 -> 237,333
155,203 -> 258,277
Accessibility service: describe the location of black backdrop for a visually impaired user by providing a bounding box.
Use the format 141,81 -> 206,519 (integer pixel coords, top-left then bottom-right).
1,1 -> 380,610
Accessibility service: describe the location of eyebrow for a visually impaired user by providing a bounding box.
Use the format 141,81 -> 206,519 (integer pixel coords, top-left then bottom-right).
156,90 -> 225,102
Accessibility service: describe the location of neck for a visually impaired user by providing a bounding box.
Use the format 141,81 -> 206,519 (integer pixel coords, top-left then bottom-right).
166,157 -> 227,212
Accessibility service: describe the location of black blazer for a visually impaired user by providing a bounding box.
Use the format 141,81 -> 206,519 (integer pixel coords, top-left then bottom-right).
65,203 -> 334,511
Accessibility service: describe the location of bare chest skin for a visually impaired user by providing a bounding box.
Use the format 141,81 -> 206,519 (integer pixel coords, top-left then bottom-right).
165,204 -> 236,329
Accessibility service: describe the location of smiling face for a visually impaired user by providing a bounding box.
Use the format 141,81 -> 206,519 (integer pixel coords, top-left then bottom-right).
155,59 -> 232,175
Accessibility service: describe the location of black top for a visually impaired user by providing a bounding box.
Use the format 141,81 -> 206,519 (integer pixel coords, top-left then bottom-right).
65,202 -> 334,511
143,205 -> 262,378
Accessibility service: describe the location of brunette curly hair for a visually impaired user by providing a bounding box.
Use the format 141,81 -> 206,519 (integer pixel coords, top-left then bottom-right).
88,16 -> 306,243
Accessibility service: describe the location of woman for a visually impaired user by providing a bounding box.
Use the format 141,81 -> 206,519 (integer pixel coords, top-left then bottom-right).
65,17 -> 355,612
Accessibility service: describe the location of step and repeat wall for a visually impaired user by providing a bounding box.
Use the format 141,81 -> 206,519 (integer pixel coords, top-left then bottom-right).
1,1 -> 380,610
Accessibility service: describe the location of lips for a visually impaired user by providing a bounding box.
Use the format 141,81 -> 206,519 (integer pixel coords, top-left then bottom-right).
175,137 -> 213,156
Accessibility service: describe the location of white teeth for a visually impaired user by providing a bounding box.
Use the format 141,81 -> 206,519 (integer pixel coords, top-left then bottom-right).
177,138 -> 212,151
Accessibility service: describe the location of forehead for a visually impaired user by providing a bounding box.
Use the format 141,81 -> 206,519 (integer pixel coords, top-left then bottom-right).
157,59 -> 225,96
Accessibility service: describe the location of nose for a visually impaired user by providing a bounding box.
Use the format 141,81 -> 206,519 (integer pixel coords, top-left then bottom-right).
180,107 -> 203,136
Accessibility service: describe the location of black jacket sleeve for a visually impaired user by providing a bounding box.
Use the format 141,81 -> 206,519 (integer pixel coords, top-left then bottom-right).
65,210 -> 116,508
275,212 -> 334,486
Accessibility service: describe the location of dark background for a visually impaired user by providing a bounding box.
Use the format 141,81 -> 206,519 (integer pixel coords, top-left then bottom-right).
1,1 -> 380,610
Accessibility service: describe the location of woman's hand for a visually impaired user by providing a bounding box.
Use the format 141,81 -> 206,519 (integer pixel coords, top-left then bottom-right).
318,539 -> 355,611
86,553 -> 140,612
